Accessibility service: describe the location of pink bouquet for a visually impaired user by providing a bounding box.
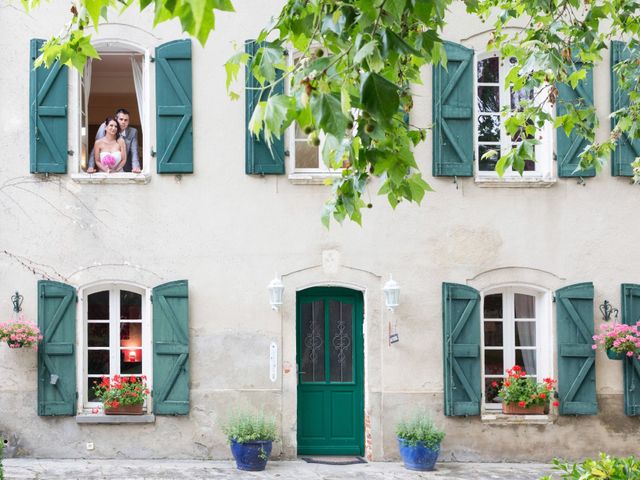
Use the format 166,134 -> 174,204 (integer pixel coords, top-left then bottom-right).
0,316 -> 43,349
592,322 -> 640,358
102,154 -> 116,169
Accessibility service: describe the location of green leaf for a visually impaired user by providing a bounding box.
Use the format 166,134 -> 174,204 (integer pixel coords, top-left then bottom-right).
354,40 -> 377,64
360,73 -> 399,121
311,93 -> 348,137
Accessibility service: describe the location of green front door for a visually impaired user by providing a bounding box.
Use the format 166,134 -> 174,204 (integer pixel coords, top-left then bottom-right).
296,287 -> 364,455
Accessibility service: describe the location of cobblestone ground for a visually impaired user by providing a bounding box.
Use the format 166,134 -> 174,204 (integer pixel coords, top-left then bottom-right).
4,459 -> 553,480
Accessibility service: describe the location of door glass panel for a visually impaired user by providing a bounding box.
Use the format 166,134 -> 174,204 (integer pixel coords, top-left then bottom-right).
88,323 -> 109,347
478,115 -> 500,142
300,300 -> 325,382
515,349 -> 537,375
88,350 -> 109,374
484,377 -> 503,403
515,321 -> 536,346
477,86 -> 500,112
120,322 -> 142,348
88,291 -> 109,320
329,300 -> 353,383
514,293 -> 535,318
477,57 -> 499,83
120,291 -> 142,319
484,349 -> 503,375
483,294 -> 503,318
483,321 -> 503,346
87,377 -> 100,402
120,349 -> 142,374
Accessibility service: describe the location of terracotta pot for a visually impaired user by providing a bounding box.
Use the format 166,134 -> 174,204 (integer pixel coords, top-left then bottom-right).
104,403 -> 144,415
502,402 -> 545,415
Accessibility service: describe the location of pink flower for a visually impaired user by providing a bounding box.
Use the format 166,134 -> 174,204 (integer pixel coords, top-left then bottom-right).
627,351 -> 634,357
591,344 -> 598,350
102,154 -> 116,168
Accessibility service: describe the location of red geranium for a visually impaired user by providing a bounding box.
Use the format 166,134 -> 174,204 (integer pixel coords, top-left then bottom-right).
93,375 -> 149,408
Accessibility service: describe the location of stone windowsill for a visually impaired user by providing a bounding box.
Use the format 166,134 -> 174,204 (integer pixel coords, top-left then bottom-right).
71,172 -> 151,184
475,176 -> 557,188
288,172 -> 341,185
481,412 -> 555,425
76,413 -> 155,424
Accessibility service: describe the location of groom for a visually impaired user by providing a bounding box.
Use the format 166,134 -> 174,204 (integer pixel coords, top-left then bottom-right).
88,108 -> 141,173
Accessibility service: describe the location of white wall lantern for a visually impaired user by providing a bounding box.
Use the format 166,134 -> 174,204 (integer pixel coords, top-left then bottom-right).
268,275 -> 284,311
383,275 -> 400,311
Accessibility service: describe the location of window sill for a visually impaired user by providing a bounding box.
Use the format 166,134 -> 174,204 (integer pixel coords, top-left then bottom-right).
475,176 -> 556,188
288,172 -> 341,185
71,173 -> 151,184
481,412 -> 555,425
76,413 -> 155,424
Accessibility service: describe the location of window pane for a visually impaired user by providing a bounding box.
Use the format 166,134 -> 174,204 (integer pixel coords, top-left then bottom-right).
514,293 -> 535,318
515,321 -> 536,346
484,294 -> 503,318
511,87 -> 533,111
120,349 -> 142,374
300,300 -> 325,382
88,323 -> 109,347
329,301 -> 353,383
88,350 -> 110,374
295,142 -> 320,169
484,349 -> 503,375
477,57 -> 499,83
484,321 -> 503,346
478,115 -> 500,142
484,377 -> 503,403
477,86 -> 499,112
87,377 -> 101,402
120,322 -> 142,348
524,159 -> 536,171
88,291 -> 109,320
120,291 -> 142,320
515,349 -> 537,375
478,144 -> 500,171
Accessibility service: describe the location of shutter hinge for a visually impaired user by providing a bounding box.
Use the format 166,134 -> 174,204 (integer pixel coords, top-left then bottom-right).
67,150 -> 74,156
150,295 -> 153,304
75,296 -> 79,303
552,295 -> 556,303
453,176 -> 458,190
76,391 -> 79,399
150,56 -> 155,63
577,176 -> 586,186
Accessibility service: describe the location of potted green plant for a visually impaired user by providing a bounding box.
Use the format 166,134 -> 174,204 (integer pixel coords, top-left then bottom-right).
496,365 -> 558,414
222,411 -> 278,471
396,412 -> 445,471
92,375 -> 149,414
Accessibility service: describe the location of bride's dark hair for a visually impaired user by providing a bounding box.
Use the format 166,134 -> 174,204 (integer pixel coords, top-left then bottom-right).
104,116 -> 122,136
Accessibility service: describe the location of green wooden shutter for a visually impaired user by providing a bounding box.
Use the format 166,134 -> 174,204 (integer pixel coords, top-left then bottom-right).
153,280 -> 189,415
442,282 -> 481,416
621,284 -> 640,415
37,280 -> 76,416
556,60 -> 595,177
611,41 -> 640,176
30,39 -> 68,174
245,40 -> 285,175
432,42 -> 474,177
556,282 -> 597,415
156,40 -> 193,173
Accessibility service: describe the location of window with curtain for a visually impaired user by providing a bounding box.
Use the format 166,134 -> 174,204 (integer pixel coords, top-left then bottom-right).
482,287 -> 551,409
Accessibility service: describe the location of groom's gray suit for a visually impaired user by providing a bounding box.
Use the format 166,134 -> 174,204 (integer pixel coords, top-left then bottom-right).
89,124 -> 140,172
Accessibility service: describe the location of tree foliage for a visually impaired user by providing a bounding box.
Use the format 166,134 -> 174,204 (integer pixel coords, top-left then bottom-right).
28,0 -> 640,226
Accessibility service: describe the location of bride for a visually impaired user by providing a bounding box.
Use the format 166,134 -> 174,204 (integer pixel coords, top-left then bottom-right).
94,116 -> 127,173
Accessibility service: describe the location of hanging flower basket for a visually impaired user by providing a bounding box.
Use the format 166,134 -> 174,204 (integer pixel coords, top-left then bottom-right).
0,316 -> 42,349
606,348 -> 627,361
592,323 -> 640,360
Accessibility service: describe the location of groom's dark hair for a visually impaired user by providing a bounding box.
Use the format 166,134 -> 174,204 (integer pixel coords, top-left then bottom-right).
115,108 -> 130,116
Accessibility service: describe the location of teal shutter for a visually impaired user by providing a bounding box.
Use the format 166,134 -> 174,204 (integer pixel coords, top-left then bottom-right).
153,280 -> 189,414
245,40 -> 285,175
37,280 -> 76,416
611,41 -> 640,176
156,40 -> 193,173
432,42 -> 474,177
621,284 -> 640,415
556,59 -> 595,177
556,282 -> 597,415
30,39 -> 68,174
442,283 -> 481,416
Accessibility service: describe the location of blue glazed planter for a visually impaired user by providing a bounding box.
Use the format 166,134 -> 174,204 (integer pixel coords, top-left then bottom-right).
230,439 -> 273,471
397,437 -> 440,471
606,348 -> 626,360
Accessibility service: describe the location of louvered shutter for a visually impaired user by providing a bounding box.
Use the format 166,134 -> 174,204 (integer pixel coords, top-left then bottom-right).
37,280 -> 76,416
245,40 -> 285,175
556,59 -> 595,177
30,39 -> 68,174
156,40 -> 193,173
556,282 -> 597,415
432,42 -> 474,177
443,283 -> 481,416
152,280 -> 189,415
621,284 -> 640,415
611,41 -> 640,176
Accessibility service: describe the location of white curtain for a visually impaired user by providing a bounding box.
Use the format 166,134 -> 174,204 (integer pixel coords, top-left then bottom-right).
130,55 -> 145,125
514,294 -> 536,375
81,58 -> 92,170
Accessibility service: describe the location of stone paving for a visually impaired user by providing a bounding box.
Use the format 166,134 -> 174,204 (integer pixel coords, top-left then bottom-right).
3,459 -> 554,479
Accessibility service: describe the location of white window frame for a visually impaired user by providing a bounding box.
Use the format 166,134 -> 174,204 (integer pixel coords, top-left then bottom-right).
480,285 -> 553,411
78,282 -> 152,412
474,52 -> 554,185
70,39 -> 153,184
